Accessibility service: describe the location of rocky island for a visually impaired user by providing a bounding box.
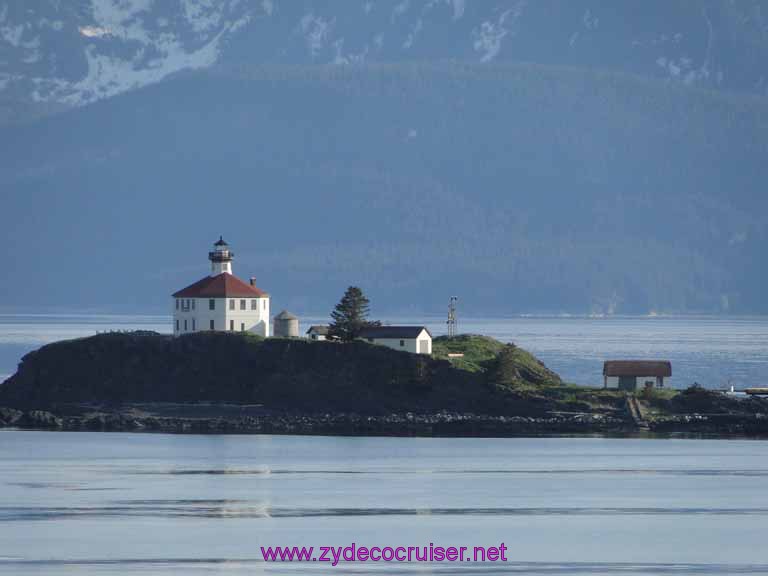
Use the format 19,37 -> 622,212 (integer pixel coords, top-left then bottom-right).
1,332 -> 766,437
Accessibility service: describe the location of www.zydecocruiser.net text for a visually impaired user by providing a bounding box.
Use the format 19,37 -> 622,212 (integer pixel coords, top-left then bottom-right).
261,543 -> 509,566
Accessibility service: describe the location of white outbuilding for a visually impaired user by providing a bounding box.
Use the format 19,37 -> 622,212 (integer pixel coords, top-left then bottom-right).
306,325 -> 330,341
358,326 -> 432,355
172,237 -> 270,337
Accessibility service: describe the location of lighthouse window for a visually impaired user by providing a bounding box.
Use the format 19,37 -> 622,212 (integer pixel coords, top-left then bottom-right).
240,299 -> 246,310
241,323 -> 245,332
251,299 -> 257,310
184,319 -> 187,331
230,320 -> 234,331
176,320 -> 179,331
229,299 -> 235,310
192,319 -> 196,331
191,300 -> 195,310
209,299 -> 215,310
175,299 -> 179,310
209,319 -> 214,330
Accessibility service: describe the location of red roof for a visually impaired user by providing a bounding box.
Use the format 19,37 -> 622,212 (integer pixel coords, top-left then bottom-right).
603,360 -> 671,378
172,273 -> 268,298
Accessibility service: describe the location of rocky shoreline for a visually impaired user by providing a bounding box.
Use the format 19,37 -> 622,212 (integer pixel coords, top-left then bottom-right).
0,406 -> 622,436
2,406 -> 767,437
648,413 -> 768,436
2,332 -> 767,439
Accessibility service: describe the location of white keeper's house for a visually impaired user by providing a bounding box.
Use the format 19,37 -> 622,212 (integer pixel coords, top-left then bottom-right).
172,237 -> 270,337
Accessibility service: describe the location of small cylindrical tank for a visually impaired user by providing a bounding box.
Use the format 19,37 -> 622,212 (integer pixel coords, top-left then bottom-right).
273,310 -> 299,338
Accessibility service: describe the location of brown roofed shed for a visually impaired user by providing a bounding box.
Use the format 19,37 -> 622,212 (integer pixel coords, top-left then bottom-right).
603,360 -> 672,378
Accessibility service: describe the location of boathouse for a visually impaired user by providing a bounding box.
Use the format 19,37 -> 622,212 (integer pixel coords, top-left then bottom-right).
603,360 -> 672,390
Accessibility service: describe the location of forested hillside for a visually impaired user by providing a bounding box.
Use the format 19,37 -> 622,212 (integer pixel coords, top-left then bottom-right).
2,62 -> 765,314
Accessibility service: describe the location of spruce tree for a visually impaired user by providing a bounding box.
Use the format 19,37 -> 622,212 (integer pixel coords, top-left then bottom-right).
328,286 -> 379,341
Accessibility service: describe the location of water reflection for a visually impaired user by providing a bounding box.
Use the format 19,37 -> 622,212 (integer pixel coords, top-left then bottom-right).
3,433 -> 768,574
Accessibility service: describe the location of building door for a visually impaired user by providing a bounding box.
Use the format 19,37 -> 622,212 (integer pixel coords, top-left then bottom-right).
618,376 -> 636,391
418,340 -> 429,354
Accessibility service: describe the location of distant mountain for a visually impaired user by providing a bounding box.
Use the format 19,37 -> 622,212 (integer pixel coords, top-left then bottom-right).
1,62 -> 766,315
2,0 -> 768,122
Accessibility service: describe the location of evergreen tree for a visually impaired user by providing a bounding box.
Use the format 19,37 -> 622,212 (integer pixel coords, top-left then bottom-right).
328,286 -> 379,341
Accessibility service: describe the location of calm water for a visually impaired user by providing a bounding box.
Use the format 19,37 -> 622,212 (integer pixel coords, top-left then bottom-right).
1,432 -> 768,575
1,314 -> 767,388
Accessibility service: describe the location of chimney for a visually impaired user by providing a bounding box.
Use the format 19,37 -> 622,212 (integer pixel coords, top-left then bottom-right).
250,277 -> 257,286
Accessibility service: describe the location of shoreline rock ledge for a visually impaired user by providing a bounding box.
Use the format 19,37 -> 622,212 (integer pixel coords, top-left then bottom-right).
1,332 -> 766,437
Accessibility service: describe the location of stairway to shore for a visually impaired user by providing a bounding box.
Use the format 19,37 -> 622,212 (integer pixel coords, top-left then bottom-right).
626,395 -> 650,431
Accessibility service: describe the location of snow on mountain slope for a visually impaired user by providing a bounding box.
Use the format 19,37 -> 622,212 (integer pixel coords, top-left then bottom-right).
1,0 -> 767,116
0,0 -> 258,107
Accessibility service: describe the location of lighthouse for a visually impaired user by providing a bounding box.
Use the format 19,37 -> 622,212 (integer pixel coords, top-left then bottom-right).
172,237 -> 270,337
209,236 -> 233,275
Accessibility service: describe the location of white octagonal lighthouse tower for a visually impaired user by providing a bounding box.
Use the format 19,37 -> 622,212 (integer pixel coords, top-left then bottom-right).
172,237 -> 270,337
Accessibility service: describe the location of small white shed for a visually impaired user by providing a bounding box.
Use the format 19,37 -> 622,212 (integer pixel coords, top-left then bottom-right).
358,326 -> 432,355
306,325 -> 329,341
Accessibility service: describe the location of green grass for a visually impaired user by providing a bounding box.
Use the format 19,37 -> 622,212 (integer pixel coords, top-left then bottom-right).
637,386 -> 680,415
638,387 -> 679,401
432,334 -> 506,373
433,334 -> 563,390
492,345 -> 562,387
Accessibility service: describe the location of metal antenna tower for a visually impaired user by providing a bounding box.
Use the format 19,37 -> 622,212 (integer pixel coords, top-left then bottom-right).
447,296 -> 458,338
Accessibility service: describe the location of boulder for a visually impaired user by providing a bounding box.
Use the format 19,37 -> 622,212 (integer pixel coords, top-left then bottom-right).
0,406 -> 23,426
18,410 -> 63,429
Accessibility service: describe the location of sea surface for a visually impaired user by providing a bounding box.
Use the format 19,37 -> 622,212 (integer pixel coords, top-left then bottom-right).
2,317 -> 768,574
1,313 -> 767,388
2,432 -> 768,575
